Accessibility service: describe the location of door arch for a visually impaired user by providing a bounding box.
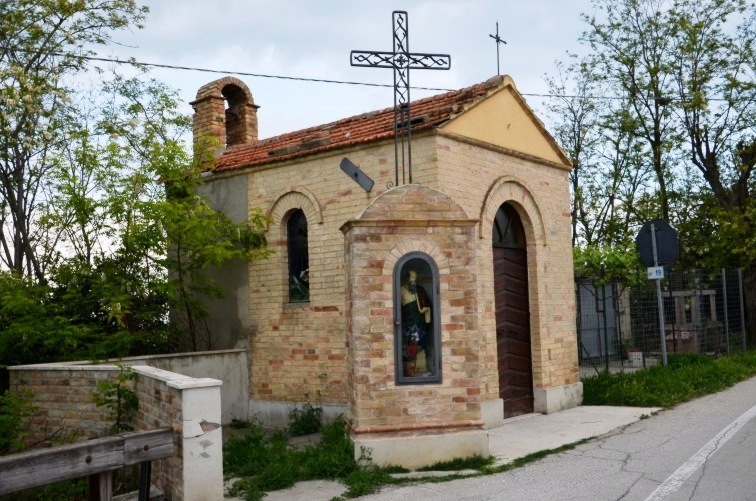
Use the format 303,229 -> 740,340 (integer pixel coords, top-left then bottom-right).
492,203 -> 533,418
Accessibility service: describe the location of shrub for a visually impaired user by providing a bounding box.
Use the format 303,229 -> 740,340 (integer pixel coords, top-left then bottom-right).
287,401 -> 323,437
0,389 -> 37,455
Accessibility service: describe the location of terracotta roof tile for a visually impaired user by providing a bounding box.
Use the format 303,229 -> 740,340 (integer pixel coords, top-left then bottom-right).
214,76 -> 507,173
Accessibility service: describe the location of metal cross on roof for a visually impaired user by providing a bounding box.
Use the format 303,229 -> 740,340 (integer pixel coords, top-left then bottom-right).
489,22 -> 507,76
351,11 -> 451,187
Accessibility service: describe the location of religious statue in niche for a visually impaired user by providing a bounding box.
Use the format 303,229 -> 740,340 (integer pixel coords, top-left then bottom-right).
400,266 -> 433,377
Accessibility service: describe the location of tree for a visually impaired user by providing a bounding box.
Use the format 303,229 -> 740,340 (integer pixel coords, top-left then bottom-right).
1,0 -> 272,362
581,0 -> 683,223
0,0 -> 147,281
544,59 -> 655,247
563,0 -> 756,341
668,0 -> 755,215
0,73 -> 271,365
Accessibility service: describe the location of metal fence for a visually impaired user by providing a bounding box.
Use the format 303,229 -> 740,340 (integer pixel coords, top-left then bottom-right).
576,269 -> 747,378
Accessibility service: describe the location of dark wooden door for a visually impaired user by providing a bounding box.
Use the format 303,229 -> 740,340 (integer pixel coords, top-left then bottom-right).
493,245 -> 533,418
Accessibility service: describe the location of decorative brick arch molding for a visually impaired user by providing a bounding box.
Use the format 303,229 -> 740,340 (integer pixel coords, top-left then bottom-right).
478,176 -> 583,418
478,176 -> 547,247
265,187 -> 324,230
194,76 -> 256,104
383,240 -> 450,278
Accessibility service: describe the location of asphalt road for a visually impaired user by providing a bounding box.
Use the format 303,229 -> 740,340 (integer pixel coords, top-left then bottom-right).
361,376 -> 756,501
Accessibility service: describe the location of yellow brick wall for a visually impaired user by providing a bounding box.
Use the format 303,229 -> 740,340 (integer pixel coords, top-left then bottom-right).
238,131 -> 576,410
343,185 -> 482,431
245,140 -> 414,405
435,132 -> 579,399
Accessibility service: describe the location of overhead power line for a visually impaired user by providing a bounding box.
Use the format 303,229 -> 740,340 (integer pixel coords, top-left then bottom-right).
39,50 -> 729,102
46,51 -> 456,92
42,51 -> 618,99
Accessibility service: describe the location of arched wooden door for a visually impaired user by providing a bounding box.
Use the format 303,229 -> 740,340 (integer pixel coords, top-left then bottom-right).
492,203 -> 533,418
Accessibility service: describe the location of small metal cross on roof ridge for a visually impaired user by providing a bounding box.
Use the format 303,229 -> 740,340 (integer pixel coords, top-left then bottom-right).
489,21 -> 507,76
351,10 -> 451,187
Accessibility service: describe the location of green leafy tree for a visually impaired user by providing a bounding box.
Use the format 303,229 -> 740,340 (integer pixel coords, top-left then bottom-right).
92,365 -> 137,435
0,1 -> 271,363
545,59 -> 658,246
573,245 -> 645,287
0,389 -> 37,455
581,0 -> 681,223
552,0 -> 756,340
0,0 -> 148,281
157,166 -> 271,352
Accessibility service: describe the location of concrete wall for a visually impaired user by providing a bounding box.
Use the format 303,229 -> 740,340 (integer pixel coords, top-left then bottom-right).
193,175 -> 251,351
121,349 -> 249,423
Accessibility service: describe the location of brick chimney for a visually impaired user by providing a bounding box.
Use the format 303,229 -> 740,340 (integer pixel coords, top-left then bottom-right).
190,77 -> 259,152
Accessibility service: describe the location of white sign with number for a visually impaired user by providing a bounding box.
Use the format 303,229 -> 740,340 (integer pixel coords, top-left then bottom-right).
647,266 -> 664,279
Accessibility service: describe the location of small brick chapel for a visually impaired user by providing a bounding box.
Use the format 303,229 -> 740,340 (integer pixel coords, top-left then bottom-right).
191,74 -> 581,466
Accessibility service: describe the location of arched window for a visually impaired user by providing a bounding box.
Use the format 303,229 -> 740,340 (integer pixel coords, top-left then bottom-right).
493,203 -> 525,248
394,252 -> 441,384
287,210 -> 309,302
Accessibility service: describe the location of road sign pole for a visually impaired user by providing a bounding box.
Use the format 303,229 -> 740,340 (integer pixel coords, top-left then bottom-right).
651,223 -> 668,366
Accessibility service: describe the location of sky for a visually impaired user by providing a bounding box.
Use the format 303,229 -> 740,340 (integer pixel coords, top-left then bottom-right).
100,0 -> 600,139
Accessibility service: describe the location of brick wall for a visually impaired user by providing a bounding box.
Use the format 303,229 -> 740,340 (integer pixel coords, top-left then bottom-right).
343,184 -> 482,432
435,132 -> 579,398
214,129 -> 577,415
8,364 -> 224,500
9,366 -> 117,445
132,370 -> 184,499
245,139 -> 405,407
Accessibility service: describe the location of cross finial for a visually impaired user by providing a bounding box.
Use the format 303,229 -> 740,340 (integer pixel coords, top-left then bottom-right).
489,21 -> 507,75
350,11 -> 451,187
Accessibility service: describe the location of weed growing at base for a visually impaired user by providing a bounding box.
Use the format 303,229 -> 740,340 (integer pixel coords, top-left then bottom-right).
224,415 -> 402,500
582,351 -> 756,408
287,400 -> 323,436
416,454 -> 493,472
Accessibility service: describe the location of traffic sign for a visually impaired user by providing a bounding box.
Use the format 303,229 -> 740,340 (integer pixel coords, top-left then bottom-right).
635,219 -> 679,267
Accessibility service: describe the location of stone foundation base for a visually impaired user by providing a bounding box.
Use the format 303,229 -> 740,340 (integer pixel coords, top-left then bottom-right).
480,398 -> 505,429
248,399 -> 347,429
533,382 -> 583,414
353,428 -> 489,470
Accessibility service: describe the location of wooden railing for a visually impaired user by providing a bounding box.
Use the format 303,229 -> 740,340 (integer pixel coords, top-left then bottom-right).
0,428 -> 173,500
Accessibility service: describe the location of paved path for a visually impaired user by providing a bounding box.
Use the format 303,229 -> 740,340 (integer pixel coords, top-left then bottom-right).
361,376 -> 756,500
227,404 -> 658,500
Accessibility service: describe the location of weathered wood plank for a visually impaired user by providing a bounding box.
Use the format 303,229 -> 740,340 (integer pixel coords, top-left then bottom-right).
0,428 -> 173,496
89,471 -> 113,501
123,428 -> 174,465
0,436 -> 123,495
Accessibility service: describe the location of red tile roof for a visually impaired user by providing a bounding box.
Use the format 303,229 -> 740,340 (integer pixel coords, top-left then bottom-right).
214,76 -> 508,173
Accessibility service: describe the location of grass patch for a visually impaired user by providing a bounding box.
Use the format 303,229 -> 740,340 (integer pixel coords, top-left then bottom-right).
224,416 -> 405,500
224,418 -> 590,499
225,417 -> 355,500
582,351 -> 756,408
416,454 -> 493,472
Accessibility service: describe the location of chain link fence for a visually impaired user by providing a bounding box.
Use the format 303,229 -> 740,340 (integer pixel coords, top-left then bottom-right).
576,269 -> 747,378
